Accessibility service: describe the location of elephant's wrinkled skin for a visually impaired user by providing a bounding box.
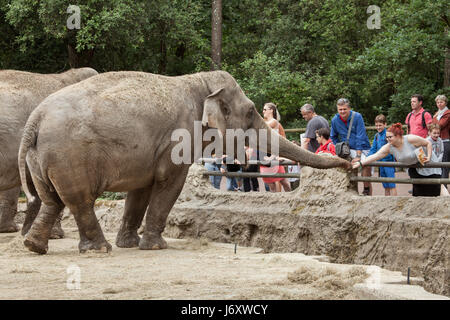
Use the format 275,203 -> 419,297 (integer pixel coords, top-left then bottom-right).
0,68 -> 98,235
19,71 -> 351,254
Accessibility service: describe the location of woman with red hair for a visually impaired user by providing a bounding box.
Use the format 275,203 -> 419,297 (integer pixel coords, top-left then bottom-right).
352,123 -> 441,196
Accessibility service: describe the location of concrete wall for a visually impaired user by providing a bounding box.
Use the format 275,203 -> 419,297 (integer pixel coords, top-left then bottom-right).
165,164 -> 450,296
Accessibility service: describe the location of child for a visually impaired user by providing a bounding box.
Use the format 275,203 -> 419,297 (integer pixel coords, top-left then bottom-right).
427,123 -> 444,162
315,128 -> 336,155
427,124 -> 449,196
368,115 -> 398,196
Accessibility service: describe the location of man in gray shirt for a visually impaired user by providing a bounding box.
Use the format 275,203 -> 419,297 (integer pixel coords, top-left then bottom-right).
301,104 -> 330,152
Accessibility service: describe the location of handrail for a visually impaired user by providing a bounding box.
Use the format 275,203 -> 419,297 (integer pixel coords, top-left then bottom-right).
200,158 -> 450,185
350,176 -> 450,185
199,158 -> 450,168
284,124 -> 408,133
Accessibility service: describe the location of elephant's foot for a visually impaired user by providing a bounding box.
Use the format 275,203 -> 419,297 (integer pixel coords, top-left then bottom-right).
24,234 -> 48,254
116,230 -> 140,248
49,219 -> 65,239
21,213 -> 38,236
0,220 -> 19,233
79,238 -> 112,254
139,231 -> 167,250
0,207 -> 19,233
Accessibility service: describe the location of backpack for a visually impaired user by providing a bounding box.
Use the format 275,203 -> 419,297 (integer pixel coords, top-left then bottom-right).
406,110 -> 431,133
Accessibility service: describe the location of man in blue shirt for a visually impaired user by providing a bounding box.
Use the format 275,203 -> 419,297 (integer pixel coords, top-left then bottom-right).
330,98 -> 372,195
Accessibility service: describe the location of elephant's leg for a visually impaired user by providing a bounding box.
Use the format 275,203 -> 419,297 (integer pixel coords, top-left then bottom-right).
21,183 -> 64,239
68,202 -> 112,253
21,175 -> 41,236
21,167 -> 64,239
49,211 -> 65,239
23,171 -> 65,254
0,187 -> 20,233
23,201 -> 65,254
116,187 -> 151,248
139,167 -> 189,250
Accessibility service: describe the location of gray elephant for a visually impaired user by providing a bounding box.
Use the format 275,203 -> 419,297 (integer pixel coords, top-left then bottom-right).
18,70 -> 351,254
0,68 -> 98,235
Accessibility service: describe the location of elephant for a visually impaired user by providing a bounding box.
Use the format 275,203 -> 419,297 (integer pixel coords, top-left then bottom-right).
18,70 -> 351,254
0,68 -> 98,235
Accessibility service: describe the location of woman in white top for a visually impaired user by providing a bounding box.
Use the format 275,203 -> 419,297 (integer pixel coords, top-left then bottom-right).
352,123 -> 441,197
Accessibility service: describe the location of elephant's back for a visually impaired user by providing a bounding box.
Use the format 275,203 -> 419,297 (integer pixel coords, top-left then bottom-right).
0,71 -> 64,150
0,70 -> 70,96
37,71 -> 201,133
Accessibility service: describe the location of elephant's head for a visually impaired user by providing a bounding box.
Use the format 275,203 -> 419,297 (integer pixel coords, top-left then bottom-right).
57,67 -> 99,85
201,71 -> 351,170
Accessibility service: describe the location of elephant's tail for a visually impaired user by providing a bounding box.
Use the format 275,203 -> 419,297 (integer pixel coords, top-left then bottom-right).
18,110 -> 42,203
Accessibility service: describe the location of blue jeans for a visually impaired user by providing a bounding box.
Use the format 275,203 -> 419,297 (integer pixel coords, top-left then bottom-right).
204,163 -> 221,189
226,169 -> 241,191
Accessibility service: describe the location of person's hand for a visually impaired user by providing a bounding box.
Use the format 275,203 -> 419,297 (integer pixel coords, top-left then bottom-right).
352,162 -> 361,170
351,158 -> 360,164
220,168 -> 226,173
422,156 -> 430,164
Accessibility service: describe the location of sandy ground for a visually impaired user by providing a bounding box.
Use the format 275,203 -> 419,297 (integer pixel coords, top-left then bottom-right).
0,228 -> 372,300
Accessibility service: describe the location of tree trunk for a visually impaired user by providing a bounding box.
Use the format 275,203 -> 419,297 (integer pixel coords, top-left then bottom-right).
211,0 -> 222,70
67,44 -> 94,68
158,37 -> 167,74
445,28 -> 449,88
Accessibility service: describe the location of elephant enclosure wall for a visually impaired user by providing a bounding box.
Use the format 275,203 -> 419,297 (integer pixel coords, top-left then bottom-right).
165,164 -> 450,297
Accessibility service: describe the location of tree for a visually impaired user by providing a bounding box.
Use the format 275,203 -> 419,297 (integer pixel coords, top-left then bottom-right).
211,0 -> 222,70
4,0 -> 146,68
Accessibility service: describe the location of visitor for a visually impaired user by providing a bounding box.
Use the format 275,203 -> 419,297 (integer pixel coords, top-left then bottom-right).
368,115 -> 397,196
242,146 -> 259,192
405,94 -> 432,138
287,140 -> 301,191
431,95 -> 450,187
315,127 -> 336,155
352,123 -> 441,197
221,155 -> 242,191
426,123 -> 449,196
259,102 -> 291,192
204,155 -> 222,190
330,98 -> 372,195
300,104 -> 330,153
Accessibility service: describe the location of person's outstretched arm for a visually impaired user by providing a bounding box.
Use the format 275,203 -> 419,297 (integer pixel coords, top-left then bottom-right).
352,144 -> 390,169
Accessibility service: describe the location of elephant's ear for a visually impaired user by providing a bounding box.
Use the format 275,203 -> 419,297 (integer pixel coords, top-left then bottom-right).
202,88 -> 226,135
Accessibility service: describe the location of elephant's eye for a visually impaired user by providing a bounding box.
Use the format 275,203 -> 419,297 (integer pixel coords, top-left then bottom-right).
246,108 -> 254,119
220,103 -> 231,118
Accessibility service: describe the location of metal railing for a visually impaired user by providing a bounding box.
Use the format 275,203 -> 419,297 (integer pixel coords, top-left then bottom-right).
200,158 -> 450,185
284,124 -> 408,133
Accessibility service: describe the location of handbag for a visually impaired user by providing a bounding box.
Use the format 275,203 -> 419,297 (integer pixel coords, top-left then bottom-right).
335,112 -> 355,158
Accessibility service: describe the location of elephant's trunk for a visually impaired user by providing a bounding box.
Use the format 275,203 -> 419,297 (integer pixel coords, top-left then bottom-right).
253,116 -> 351,170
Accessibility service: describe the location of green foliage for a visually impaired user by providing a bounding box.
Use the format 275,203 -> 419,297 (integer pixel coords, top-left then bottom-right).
1,0 -> 448,127
99,192 -> 126,200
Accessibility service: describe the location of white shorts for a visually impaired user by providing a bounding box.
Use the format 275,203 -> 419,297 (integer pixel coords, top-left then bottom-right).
350,149 -> 370,161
